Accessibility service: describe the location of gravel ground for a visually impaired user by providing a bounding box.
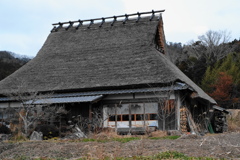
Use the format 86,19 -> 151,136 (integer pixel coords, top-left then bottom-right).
0,132 -> 240,159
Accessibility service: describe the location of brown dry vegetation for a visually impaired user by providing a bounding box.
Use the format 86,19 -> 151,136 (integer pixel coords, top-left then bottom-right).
227,109 -> 240,132
0,131 -> 240,159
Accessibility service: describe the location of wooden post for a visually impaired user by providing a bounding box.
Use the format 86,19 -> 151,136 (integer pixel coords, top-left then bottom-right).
88,103 -> 92,132
176,93 -> 181,130
115,104 -> 117,133
128,104 -> 132,134
158,102 -> 161,130
143,103 -> 146,128
89,104 -> 92,120
1,108 -> 3,123
163,113 -> 166,131
59,115 -> 61,136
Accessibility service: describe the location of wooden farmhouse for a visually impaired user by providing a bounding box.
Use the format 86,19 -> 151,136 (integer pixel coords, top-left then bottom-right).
0,10 -> 228,135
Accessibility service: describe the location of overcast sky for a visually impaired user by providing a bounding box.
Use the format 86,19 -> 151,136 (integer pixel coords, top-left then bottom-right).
0,0 -> 239,57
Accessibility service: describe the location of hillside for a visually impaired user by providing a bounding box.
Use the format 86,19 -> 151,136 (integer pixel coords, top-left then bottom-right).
0,51 -> 31,81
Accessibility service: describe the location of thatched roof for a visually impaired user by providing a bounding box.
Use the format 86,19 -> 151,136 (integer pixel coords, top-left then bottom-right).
0,10 -> 216,104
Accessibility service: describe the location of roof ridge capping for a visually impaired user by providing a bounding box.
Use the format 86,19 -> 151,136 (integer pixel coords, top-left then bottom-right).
51,9 -> 165,32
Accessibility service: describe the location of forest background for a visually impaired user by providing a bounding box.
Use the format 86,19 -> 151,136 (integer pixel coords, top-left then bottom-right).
0,30 -> 240,108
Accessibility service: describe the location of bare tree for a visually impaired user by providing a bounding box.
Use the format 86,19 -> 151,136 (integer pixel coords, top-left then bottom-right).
198,30 -> 231,47
5,91 -> 66,137
157,98 -> 176,131
185,30 -> 232,65
73,108 -> 110,134
148,83 -> 177,131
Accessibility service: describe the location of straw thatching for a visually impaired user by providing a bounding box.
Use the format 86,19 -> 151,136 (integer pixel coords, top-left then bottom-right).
0,11 -> 216,104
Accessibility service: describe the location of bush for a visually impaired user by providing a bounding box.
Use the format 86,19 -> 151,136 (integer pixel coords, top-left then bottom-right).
11,135 -> 27,141
0,124 -> 11,134
35,124 -> 59,140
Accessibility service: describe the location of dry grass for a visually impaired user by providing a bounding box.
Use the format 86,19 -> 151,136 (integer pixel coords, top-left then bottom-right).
228,118 -> 240,132
149,130 -> 167,137
86,130 -> 169,143
227,109 -> 240,132
89,129 -> 122,140
76,129 -> 169,142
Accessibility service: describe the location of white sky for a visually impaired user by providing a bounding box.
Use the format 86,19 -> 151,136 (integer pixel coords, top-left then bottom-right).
0,0 -> 239,57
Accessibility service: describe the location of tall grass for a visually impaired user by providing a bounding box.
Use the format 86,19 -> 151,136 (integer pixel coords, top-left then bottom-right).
227,110 -> 240,132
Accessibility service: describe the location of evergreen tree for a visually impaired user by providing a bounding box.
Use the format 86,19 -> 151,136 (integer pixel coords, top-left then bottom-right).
201,66 -> 217,93
201,52 -> 240,107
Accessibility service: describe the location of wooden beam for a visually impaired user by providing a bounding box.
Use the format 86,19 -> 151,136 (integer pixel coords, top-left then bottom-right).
102,98 -> 162,104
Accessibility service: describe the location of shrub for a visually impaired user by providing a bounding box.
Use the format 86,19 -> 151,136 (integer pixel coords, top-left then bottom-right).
0,124 -> 11,134
11,135 -> 28,141
35,124 -> 59,140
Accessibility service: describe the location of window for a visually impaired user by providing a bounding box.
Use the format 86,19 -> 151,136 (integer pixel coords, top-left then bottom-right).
109,115 -> 121,121
121,115 -> 134,121
149,114 -> 158,120
122,115 -> 129,121
109,113 -> 158,121
136,114 -> 148,121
